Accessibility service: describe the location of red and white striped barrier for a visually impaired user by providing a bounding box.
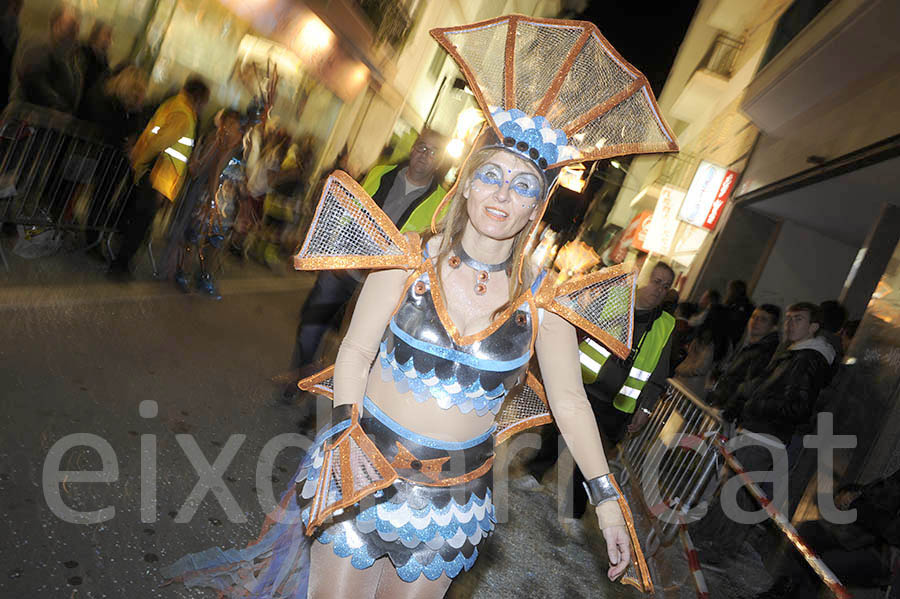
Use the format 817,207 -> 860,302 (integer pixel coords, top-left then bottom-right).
711,434 -> 852,599
678,520 -> 710,599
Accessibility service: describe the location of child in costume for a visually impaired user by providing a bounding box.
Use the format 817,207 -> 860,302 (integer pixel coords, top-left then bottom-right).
161,14 -> 677,597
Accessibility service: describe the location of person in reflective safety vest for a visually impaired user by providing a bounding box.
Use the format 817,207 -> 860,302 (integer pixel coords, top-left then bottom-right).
578,262 -> 676,446
108,77 -> 210,278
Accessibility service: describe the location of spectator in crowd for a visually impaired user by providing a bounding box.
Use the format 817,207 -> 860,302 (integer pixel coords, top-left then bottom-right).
689,288 -> 721,327
661,287 -> 679,315
581,261 -> 676,443
524,262 -> 676,524
819,299 -> 848,380
670,301 -> 699,370
840,319 -> 860,354
108,76 -> 209,280
755,468 -> 900,598
79,65 -> 148,142
697,302 -> 835,559
174,109 -> 245,299
76,20 -> 112,114
706,304 -> 781,408
10,4 -> 83,113
0,0 -> 22,107
281,128 -> 449,405
724,279 -> 755,346
674,304 -> 732,398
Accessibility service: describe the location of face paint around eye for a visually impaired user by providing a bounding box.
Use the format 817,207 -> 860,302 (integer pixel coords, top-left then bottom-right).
510,175 -> 541,199
473,165 -> 503,187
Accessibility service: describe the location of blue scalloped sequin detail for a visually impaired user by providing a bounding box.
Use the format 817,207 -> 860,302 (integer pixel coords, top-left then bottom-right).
395,548 -> 480,582
379,341 -> 506,416
305,486 -> 495,581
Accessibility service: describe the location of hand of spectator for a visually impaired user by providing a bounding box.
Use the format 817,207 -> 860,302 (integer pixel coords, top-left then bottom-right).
627,410 -> 650,433
834,489 -> 862,510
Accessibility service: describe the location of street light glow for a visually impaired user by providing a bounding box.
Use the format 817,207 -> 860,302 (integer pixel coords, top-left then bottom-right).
446,138 -> 465,159
294,16 -> 333,56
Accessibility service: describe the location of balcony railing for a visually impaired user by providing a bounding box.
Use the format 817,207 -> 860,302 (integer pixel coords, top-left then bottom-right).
355,0 -> 415,50
698,33 -> 743,78
657,153 -> 699,189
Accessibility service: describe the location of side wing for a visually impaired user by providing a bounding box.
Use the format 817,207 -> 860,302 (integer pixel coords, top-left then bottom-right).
535,264 -> 636,360
293,170 -> 420,271
495,371 -> 553,445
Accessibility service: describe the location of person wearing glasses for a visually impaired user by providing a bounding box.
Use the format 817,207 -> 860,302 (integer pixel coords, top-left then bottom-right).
281,129 -> 450,406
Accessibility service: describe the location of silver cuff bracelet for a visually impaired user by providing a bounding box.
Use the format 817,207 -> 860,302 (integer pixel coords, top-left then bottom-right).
582,473 -> 620,506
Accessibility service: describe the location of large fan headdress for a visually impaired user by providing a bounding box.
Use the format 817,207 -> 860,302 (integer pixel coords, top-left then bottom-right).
430,15 -> 678,171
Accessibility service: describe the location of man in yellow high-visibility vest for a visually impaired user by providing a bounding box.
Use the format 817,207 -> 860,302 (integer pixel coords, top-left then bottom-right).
579,261 -> 676,445
108,76 -> 210,279
281,128 -> 449,405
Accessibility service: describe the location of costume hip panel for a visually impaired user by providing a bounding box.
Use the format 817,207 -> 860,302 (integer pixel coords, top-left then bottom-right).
296,399 -> 495,582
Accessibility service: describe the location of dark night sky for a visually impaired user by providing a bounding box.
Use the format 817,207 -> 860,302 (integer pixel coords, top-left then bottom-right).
576,1 -> 700,95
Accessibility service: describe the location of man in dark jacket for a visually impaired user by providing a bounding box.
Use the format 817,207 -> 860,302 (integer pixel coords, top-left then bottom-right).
755,468 -> 900,598
696,302 -> 835,560
282,129 -> 448,404
707,303 -> 780,408
727,302 -> 835,443
9,5 -> 83,113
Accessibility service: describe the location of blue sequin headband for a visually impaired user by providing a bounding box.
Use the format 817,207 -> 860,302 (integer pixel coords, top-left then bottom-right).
491,108 -> 579,171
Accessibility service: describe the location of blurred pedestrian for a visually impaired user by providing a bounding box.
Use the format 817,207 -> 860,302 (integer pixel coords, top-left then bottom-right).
76,20 -> 112,113
724,279 -> 755,346
10,4 -> 83,113
670,301 -> 699,371
706,304 -> 780,408
108,76 -> 209,280
0,0 -> 22,107
174,109 -> 245,299
79,65 -> 148,142
661,287 -> 679,314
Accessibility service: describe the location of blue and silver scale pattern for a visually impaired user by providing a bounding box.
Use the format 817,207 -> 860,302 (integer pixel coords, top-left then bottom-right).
296,402 -> 496,582
379,268 -> 534,416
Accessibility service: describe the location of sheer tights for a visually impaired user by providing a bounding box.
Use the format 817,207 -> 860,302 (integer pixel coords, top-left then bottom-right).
308,541 -> 452,599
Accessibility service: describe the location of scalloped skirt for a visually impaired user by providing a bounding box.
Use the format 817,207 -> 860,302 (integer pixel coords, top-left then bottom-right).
297,398 -> 496,582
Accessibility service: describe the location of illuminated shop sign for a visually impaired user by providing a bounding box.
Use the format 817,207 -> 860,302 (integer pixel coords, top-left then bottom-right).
678,160 -> 738,230
643,184 -> 685,255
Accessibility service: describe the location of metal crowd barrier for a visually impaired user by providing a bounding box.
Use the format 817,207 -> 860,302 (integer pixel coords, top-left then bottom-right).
620,379 -> 851,598
0,102 -> 134,268
619,378 -> 725,549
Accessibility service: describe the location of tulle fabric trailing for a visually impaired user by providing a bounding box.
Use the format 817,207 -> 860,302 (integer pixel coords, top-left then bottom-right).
160,462 -> 312,598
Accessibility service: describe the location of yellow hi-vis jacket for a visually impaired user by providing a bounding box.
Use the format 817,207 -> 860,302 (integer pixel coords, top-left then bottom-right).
579,310 -> 675,414
360,164 -> 448,233
130,91 -> 198,202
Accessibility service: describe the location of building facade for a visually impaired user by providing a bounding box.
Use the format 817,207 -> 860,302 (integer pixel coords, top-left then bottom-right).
603,0 -> 900,509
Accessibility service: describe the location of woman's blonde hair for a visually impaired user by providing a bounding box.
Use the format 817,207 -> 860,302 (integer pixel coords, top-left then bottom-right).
424,147 -> 548,316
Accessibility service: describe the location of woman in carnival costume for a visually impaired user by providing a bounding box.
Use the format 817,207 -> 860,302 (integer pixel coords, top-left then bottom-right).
162,14 -> 678,598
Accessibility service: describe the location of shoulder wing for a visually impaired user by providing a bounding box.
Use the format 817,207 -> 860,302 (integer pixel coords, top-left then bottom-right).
293,170 -> 420,271
534,264 -> 636,360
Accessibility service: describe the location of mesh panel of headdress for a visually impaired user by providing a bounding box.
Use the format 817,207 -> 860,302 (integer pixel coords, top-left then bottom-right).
294,171 -> 411,269
432,15 -> 678,169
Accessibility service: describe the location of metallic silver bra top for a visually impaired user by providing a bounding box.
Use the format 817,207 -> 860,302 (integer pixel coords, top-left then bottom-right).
379,266 -> 538,416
